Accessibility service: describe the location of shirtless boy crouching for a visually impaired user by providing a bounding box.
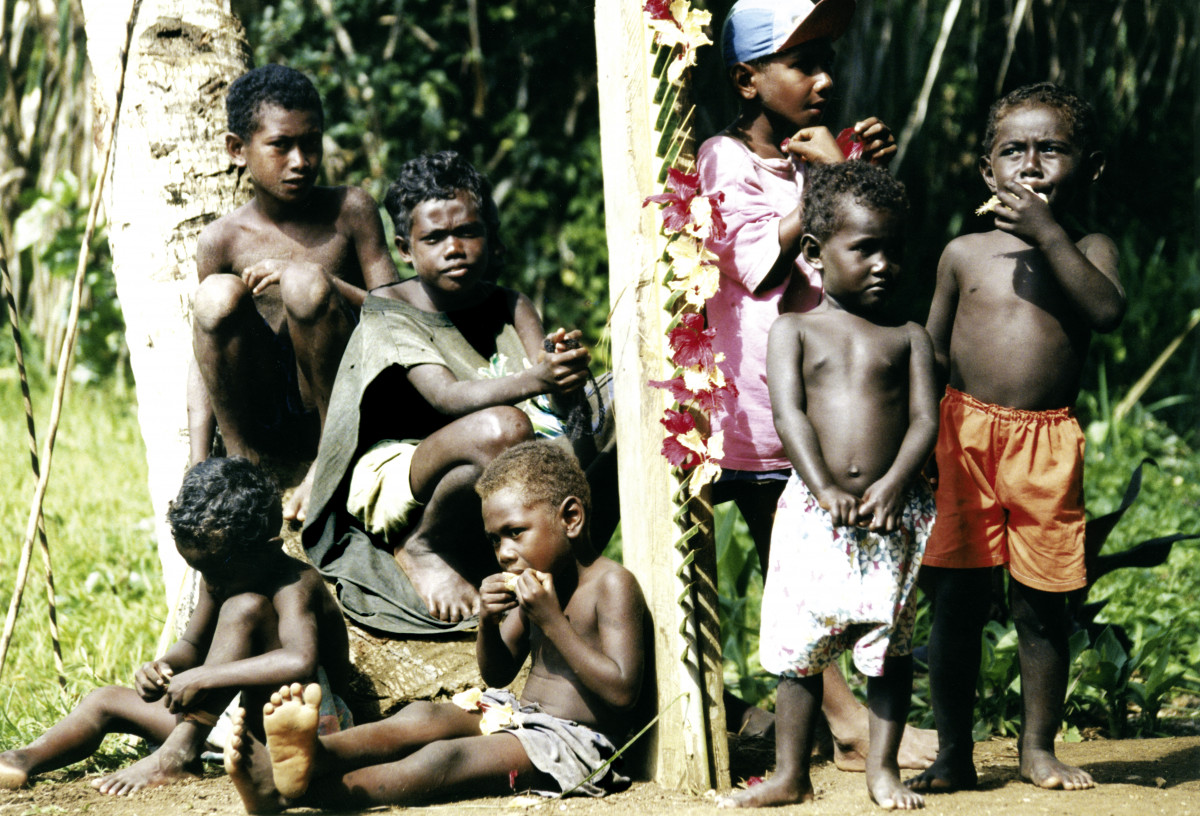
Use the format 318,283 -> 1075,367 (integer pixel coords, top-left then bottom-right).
0,458 -> 351,796
225,441 -> 646,811
911,83 -> 1124,795
189,64 -> 398,521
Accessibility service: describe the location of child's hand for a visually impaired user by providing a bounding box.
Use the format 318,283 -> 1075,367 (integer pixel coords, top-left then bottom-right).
991,180 -> 1057,244
782,126 -> 844,165
535,328 -> 591,396
162,667 -> 209,713
479,572 -> 520,624
817,486 -> 864,528
853,117 -> 897,166
134,659 -> 173,701
241,258 -> 311,295
858,478 -> 905,533
512,570 -> 560,628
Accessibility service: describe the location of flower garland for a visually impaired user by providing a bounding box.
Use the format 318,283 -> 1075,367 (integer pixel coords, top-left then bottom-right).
640,20 -> 737,498
644,0 -> 712,83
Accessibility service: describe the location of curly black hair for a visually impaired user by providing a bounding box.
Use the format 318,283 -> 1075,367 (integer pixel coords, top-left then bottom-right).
168,457 -> 281,559
226,64 -> 324,139
802,161 -> 907,244
475,441 -> 591,521
382,151 -> 505,271
982,82 -> 1098,156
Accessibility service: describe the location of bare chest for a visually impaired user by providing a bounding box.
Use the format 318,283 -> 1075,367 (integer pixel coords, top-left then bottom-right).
226,221 -> 360,282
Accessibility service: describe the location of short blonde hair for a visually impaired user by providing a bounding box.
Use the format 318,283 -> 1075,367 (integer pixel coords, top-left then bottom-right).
475,441 -> 591,519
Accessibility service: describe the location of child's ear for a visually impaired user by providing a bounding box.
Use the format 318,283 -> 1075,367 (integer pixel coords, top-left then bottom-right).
730,62 -> 759,102
225,132 -> 247,167
559,496 -> 586,539
394,234 -> 412,264
978,155 -> 996,193
1086,150 -> 1106,183
800,234 -> 823,269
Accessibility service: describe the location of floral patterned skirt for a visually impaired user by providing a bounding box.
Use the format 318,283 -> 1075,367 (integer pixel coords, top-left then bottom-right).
759,473 -> 935,678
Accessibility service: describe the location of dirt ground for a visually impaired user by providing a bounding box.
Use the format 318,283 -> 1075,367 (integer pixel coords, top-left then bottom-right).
3,735 -> 1198,816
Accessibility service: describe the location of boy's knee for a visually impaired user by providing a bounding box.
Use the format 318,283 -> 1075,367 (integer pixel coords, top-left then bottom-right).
193,274 -> 253,334
279,262 -> 336,324
80,685 -> 135,716
474,407 -> 534,460
215,592 -> 275,627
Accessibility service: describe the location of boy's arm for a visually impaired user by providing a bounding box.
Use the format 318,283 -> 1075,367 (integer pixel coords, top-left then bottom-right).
345,187 -> 401,301
405,295 -> 590,418
476,573 -> 530,687
924,242 -> 962,383
993,181 -> 1125,331
766,315 -> 861,526
162,573 -> 323,711
511,292 -> 591,413
522,568 -> 645,711
858,325 -> 940,532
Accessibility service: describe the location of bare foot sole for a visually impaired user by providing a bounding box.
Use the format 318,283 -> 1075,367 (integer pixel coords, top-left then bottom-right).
717,776 -> 814,808
835,724 -> 939,772
264,683 -> 321,799
0,753 -> 29,789
225,706 -> 287,814
90,749 -> 199,796
1020,749 -> 1094,790
395,545 -> 480,622
905,759 -> 977,793
868,769 -> 924,810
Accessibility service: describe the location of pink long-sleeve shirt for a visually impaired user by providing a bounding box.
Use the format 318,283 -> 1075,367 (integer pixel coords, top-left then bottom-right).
697,133 -> 823,471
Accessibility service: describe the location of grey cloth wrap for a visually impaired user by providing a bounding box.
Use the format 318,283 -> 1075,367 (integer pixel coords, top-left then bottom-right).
301,294 -> 518,635
481,689 -> 629,798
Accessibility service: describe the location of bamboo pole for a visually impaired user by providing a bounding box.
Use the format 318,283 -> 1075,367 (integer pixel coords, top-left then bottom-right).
0,0 -> 139,681
0,234 -> 65,689
892,0 -> 963,172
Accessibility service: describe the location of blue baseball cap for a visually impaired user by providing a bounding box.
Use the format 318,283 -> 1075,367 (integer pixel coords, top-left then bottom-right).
722,0 -> 856,66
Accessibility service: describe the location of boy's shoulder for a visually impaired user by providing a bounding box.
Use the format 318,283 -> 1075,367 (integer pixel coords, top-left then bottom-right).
580,556 -> 645,610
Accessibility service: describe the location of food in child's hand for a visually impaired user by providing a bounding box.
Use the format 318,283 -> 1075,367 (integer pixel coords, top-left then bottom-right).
975,184 -> 1048,215
836,128 -> 863,160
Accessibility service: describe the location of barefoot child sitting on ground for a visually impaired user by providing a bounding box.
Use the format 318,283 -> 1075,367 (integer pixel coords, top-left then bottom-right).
189,64 -> 398,521
720,162 -> 938,810
0,457 -> 351,796
226,440 -> 645,811
910,83 -> 1123,795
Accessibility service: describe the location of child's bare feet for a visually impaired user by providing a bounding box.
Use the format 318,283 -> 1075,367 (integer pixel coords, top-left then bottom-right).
90,747 -> 199,795
225,706 -> 287,814
1020,748 -> 1094,790
868,768 -> 924,810
0,751 -> 30,789
395,543 -> 480,622
717,775 -> 815,808
905,755 -> 977,793
834,723 -> 938,772
263,683 -> 321,798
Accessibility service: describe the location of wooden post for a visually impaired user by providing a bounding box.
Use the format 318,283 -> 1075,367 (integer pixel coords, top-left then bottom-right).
595,0 -> 728,791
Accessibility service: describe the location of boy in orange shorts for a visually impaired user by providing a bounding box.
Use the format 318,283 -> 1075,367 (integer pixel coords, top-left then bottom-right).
911,83 -> 1124,795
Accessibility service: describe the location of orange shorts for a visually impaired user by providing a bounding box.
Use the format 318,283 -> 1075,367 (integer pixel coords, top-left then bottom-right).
924,387 -> 1086,592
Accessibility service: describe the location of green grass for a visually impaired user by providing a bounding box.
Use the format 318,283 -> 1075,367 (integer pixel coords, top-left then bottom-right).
0,374 -> 161,762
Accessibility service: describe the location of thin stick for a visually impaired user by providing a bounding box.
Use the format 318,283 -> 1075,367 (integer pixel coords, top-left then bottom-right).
892,0 -> 963,172
0,0 -> 140,682
0,234 -> 66,690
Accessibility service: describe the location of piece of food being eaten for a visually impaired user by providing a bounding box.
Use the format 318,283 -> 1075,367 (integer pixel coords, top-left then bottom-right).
501,570 -> 551,592
976,184 -> 1049,215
